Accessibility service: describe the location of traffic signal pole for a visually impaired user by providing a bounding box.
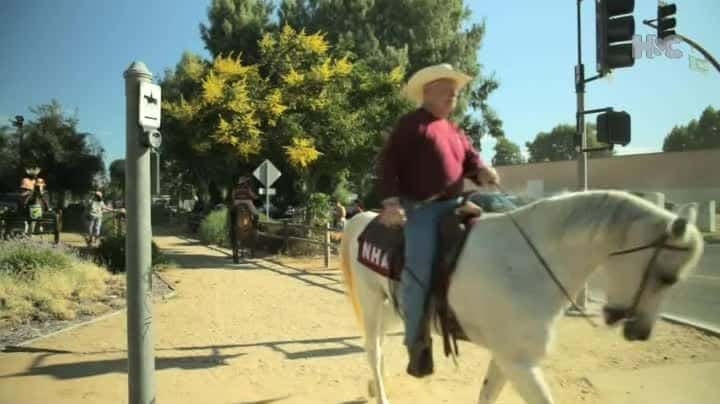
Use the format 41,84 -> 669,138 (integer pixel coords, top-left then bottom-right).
575,0 -> 589,310
576,0 -> 588,194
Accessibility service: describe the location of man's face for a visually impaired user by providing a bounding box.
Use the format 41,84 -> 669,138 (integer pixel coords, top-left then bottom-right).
423,79 -> 459,117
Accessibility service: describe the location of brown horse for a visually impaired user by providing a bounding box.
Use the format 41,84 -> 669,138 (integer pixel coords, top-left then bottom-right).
229,203 -> 256,263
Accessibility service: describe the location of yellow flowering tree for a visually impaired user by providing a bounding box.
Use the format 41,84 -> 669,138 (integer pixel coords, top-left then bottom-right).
162,25 -> 411,202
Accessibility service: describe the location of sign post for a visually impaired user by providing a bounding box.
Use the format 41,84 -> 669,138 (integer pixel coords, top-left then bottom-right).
124,61 -> 158,404
253,159 -> 281,218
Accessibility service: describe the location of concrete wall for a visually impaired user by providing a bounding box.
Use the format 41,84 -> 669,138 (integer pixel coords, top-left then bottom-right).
496,149 -> 720,205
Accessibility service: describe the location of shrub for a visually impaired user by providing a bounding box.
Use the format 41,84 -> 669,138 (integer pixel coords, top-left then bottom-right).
95,235 -> 167,274
101,213 -> 126,238
305,193 -> 332,230
0,239 -> 74,278
198,208 -> 229,246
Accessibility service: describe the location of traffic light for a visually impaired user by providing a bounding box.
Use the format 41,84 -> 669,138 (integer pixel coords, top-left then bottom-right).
596,0 -> 636,75
597,110 -> 631,146
657,3 -> 677,40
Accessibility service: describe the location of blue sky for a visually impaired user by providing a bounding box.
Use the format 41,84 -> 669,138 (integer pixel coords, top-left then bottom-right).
1,0 -> 718,167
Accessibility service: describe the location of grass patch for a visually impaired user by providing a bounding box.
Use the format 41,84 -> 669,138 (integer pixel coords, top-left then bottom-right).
199,208 -> 229,247
0,240 -> 74,278
0,240 -> 123,328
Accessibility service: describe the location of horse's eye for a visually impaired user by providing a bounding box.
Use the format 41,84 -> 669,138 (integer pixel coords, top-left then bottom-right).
657,274 -> 678,286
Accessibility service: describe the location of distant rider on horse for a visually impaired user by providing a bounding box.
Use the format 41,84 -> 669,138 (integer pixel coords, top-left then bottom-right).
18,171 -> 51,234
228,176 -> 260,226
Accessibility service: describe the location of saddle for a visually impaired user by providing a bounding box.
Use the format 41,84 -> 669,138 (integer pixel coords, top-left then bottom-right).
356,192 -> 484,363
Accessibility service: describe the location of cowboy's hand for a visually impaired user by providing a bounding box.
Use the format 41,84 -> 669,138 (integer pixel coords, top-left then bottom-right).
475,166 -> 500,186
379,197 -> 406,227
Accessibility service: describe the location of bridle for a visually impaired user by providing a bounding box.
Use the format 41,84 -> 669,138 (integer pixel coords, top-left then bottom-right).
606,233 -> 691,322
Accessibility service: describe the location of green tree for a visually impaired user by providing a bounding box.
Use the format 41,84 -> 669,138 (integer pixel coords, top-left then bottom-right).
526,124 -> 611,163
199,0 -> 276,63
276,0 -> 502,142
492,136 -> 524,166
103,159 -> 126,201
662,106 -> 720,152
0,124 -> 18,192
109,159 -> 125,189
0,101 -> 105,200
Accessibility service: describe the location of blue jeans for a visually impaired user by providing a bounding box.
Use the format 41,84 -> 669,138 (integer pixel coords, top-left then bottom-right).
400,197 -> 461,347
89,216 -> 103,237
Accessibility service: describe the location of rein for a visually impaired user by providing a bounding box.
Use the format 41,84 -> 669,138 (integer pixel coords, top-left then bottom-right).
503,210 -> 600,327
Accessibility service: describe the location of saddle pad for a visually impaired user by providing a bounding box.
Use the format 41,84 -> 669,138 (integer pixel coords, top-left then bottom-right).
356,216 -> 404,281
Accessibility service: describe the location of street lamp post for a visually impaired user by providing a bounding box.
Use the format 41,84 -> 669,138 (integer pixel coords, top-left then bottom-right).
13,115 -> 25,171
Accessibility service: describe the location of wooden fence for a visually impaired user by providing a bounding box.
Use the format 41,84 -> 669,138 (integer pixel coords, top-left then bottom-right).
256,220 -> 339,268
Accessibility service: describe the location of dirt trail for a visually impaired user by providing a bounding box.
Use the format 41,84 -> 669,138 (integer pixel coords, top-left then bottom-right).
1,235 -> 719,404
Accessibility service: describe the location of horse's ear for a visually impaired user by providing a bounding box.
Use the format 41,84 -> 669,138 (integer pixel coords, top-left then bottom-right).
676,203 -> 698,225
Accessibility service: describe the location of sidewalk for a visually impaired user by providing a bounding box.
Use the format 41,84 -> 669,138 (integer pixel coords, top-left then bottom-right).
0,235 -> 718,404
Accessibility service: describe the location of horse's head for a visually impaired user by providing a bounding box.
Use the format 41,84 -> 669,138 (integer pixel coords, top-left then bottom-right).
603,203 -> 704,341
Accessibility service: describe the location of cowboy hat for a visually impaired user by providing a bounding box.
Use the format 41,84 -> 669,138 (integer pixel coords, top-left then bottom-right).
402,63 -> 473,105
236,176 -> 251,185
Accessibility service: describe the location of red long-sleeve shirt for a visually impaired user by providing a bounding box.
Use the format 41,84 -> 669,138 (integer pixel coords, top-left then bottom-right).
377,108 -> 486,201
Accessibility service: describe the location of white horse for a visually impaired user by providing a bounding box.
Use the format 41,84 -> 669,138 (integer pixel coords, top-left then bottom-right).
339,190 -> 704,404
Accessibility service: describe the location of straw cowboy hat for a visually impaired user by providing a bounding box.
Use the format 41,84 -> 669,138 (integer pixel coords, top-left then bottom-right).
402,63 -> 473,105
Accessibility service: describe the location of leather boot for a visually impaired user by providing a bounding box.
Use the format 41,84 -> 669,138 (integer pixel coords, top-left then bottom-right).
406,321 -> 434,378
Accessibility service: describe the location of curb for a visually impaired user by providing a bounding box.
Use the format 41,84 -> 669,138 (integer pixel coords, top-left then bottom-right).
659,314 -> 720,337
12,309 -> 125,348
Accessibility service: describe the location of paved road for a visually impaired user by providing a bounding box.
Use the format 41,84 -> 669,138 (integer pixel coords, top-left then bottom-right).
589,244 -> 720,328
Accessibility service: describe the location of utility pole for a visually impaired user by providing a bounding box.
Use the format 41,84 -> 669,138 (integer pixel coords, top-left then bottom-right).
123,61 -> 156,404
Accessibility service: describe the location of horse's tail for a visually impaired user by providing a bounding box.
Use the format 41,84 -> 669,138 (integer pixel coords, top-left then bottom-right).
339,223 -> 364,331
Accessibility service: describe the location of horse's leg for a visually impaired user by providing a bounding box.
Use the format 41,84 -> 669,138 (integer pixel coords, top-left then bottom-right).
359,289 -> 390,404
477,358 -> 506,404
494,359 -> 554,404
231,225 -> 239,263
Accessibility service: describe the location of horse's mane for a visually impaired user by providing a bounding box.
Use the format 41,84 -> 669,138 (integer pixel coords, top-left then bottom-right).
511,190 -> 674,244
